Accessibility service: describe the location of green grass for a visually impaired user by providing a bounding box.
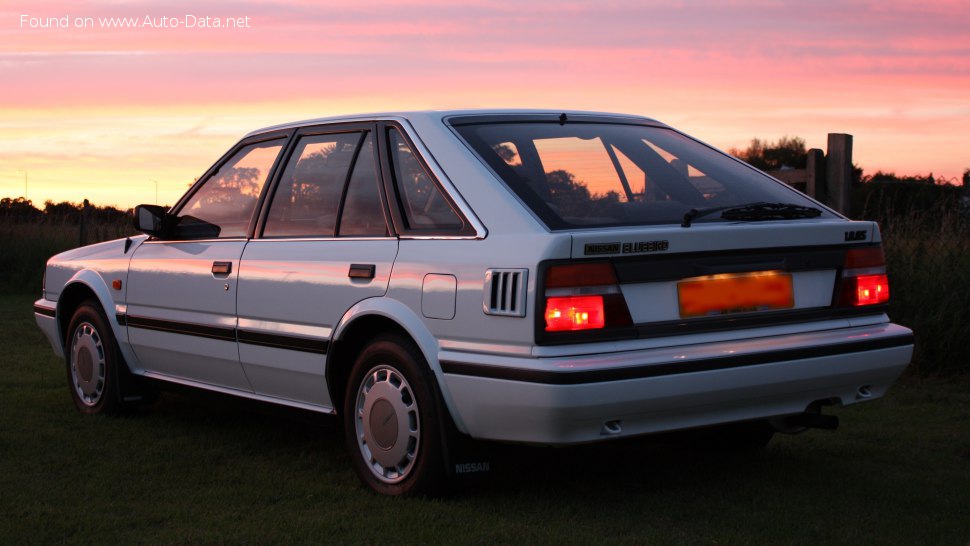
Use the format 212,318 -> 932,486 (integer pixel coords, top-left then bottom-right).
2,294 -> 968,544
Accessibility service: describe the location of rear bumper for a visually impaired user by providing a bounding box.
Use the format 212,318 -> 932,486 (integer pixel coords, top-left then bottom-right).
440,322 -> 913,445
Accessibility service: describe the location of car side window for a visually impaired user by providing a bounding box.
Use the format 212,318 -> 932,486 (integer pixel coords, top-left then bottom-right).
338,133 -> 388,237
263,132 -> 361,238
178,140 -> 284,239
387,127 -> 463,231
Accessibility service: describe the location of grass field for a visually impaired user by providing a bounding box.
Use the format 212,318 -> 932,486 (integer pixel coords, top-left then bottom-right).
2,294 -> 968,544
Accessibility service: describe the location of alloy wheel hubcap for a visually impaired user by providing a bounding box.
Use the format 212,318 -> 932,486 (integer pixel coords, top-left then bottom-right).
355,365 -> 420,483
70,322 -> 106,406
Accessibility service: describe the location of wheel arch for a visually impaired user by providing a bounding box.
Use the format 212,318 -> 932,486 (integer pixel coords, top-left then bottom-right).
56,270 -> 139,372
327,298 -> 469,434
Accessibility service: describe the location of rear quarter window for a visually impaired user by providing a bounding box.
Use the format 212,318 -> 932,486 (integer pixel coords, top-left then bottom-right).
387,127 -> 466,232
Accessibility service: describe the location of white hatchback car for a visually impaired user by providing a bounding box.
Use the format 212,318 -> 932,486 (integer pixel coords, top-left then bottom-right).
35,110 -> 913,495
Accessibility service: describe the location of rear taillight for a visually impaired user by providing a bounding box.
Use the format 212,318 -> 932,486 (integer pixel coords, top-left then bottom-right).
845,274 -> 889,306
838,246 -> 890,307
543,262 -> 632,332
545,295 -> 605,331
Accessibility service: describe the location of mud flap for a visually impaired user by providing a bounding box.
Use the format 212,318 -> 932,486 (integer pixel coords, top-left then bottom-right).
437,406 -> 497,482
116,359 -> 159,406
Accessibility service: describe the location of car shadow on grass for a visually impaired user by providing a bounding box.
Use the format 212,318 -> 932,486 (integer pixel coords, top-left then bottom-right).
139,384 -> 802,498
460,432 -> 787,495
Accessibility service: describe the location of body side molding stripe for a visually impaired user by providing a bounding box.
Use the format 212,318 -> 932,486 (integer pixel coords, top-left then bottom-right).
237,329 -> 329,354
33,304 -> 56,318
440,334 -> 914,385
122,314 -> 329,354
125,315 -> 236,342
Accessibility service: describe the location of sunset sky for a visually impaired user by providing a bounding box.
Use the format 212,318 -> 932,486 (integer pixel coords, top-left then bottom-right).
1,0 -> 967,209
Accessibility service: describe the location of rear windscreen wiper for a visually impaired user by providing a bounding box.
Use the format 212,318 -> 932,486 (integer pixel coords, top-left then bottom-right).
682,202 -> 822,228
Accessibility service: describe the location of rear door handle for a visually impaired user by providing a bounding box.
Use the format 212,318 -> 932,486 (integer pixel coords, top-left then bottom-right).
348,263 -> 376,279
212,261 -> 232,275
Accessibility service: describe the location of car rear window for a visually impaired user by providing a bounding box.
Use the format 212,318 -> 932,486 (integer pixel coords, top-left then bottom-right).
453,121 -> 831,230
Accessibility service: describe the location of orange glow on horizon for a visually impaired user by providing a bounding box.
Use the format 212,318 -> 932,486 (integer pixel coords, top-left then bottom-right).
1,1 -> 967,208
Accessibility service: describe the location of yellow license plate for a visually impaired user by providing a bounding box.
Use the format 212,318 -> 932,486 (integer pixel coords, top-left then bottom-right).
677,271 -> 794,318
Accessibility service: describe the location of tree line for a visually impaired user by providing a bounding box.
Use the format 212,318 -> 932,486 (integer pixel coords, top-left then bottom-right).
729,136 -> 970,187
0,197 -> 135,224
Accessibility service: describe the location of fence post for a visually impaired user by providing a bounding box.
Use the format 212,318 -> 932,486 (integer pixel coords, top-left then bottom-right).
79,199 -> 90,246
806,148 -> 825,201
825,134 -> 853,215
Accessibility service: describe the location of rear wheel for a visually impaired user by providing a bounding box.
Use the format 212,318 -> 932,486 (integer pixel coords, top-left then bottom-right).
343,334 -> 447,496
65,300 -> 132,415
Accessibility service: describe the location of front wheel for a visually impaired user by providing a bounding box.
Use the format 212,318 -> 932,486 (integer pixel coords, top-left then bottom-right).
343,334 -> 447,496
65,300 -> 130,415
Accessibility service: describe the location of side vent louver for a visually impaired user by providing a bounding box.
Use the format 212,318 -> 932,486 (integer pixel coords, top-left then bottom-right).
484,269 -> 528,317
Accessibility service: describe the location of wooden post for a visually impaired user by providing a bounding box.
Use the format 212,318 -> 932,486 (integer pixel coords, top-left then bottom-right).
806,148 -> 825,201
80,199 -> 90,246
825,134 -> 853,215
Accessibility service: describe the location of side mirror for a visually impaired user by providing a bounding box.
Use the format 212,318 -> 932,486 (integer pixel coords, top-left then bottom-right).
133,204 -> 171,238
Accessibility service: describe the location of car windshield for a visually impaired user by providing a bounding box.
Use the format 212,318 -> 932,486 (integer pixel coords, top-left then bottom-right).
453,120 -> 832,230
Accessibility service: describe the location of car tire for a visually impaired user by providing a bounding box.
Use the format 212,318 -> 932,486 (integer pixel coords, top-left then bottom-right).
65,300 -> 133,415
343,333 -> 447,496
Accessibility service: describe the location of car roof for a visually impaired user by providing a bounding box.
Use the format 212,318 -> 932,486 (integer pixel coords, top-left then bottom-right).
244,109 -> 662,138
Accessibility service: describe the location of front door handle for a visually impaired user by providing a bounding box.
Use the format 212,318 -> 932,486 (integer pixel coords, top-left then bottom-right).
348,263 -> 376,279
212,261 -> 232,275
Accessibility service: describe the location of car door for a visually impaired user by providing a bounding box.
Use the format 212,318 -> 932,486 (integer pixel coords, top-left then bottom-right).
236,124 -> 397,408
125,133 -> 288,390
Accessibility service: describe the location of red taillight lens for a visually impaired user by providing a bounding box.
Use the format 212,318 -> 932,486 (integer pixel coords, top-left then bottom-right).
542,262 -> 633,333
841,274 -> 890,306
838,245 -> 890,307
545,295 -> 606,331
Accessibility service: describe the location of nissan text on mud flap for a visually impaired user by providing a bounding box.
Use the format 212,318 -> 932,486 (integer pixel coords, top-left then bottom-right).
34,110 -> 913,495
